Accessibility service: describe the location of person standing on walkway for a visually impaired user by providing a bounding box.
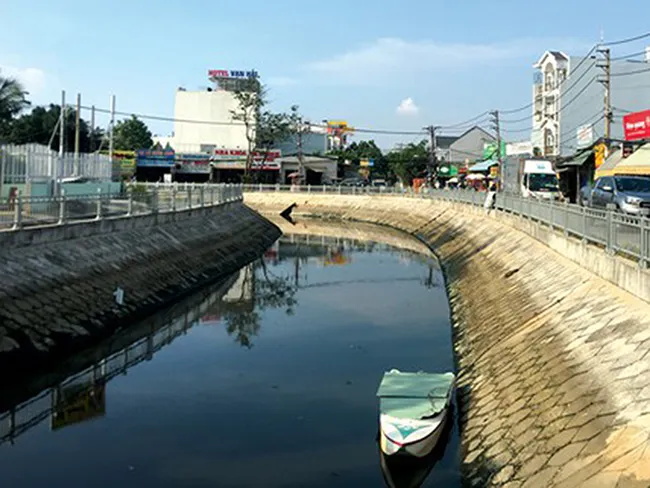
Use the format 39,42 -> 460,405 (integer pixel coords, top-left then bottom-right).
484,181 -> 497,214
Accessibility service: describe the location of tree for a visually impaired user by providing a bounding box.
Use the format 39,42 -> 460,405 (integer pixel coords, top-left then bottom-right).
386,140 -> 429,185
5,104 -> 93,152
222,260 -> 297,349
329,139 -> 388,179
0,73 -> 30,138
254,110 -> 292,180
231,78 -> 264,182
112,115 -> 153,151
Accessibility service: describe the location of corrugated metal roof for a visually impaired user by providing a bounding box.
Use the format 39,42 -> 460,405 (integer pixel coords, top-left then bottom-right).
468,160 -> 497,172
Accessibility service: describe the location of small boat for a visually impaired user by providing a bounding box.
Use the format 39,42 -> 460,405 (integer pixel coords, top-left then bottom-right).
376,370 -> 455,458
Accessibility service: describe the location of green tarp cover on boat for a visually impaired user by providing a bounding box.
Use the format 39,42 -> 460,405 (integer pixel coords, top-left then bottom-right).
376,370 -> 455,420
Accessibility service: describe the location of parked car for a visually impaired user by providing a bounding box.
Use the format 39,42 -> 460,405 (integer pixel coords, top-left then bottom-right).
582,175 -> 650,216
340,178 -> 369,187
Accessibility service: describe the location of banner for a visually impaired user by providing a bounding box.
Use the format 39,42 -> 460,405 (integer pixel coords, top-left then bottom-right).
594,143 -> 608,169
506,141 -> 533,156
623,109 -> 650,141
576,125 -> 594,148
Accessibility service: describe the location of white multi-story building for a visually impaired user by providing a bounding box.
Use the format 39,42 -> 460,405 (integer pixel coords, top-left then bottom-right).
531,51 -> 569,157
532,48 -> 650,158
159,88 -> 250,153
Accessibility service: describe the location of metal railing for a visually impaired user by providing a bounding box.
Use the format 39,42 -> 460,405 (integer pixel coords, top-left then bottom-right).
0,183 -> 243,231
240,184 -> 650,267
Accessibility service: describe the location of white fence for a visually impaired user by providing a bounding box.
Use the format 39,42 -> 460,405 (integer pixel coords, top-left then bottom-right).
0,144 -> 114,185
239,184 -> 650,267
0,183 -> 243,230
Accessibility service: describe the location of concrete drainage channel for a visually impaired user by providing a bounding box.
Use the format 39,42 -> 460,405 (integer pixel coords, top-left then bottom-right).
247,192 -> 650,488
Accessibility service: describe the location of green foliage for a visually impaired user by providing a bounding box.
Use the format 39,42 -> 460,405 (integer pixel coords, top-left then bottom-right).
112,115 -> 153,151
3,104 -> 102,152
257,110 -> 292,155
223,261 -> 298,349
386,140 -> 429,184
0,73 -> 30,138
329,139 -> 392,178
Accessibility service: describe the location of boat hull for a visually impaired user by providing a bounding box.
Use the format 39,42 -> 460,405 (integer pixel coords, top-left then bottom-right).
379,410 -> 446,458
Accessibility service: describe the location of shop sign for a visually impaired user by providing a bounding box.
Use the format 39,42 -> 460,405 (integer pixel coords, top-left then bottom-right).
623,109 -> 650,141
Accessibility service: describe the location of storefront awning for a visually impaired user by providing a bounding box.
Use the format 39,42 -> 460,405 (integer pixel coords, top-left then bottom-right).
468,160 -> 496,172
595,149 -> 623,178
612,143 -> 650,176
557,150 -> 593,168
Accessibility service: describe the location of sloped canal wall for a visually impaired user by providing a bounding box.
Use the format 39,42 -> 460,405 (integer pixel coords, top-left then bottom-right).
245,192 -> 650,488
0,202 -> 280,377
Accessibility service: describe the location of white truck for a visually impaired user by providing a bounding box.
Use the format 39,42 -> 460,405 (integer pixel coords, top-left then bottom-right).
501,156 -> 561,200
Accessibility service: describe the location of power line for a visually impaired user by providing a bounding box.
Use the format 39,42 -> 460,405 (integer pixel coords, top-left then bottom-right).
81,105 -> 246,127
80,104 -> 426,136
439,111 -> 490,129
611,50 -> 648,61
501,126 -> 532,134
557,77 -> 598,114
351,127 -> 427,136
566,45 -> 599,81
610,66 -> 650,78
560,61 -> 596,97
500,102 -> 533,115
603,31 -> 650,46
501,113 -> 533,124
558,112 -> 604,148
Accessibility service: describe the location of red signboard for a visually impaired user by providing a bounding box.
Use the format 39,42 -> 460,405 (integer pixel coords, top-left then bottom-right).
623,109 -> 650,141
213,149 -> 281,162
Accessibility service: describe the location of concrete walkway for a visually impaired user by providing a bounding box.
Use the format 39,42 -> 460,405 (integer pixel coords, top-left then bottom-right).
245,192 -> 650,488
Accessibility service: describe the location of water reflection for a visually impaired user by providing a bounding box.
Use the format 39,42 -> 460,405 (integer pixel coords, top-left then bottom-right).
0,229 -> 458,487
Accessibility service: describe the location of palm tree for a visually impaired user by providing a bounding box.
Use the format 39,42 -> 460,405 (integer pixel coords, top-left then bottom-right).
0,72 -> 30,136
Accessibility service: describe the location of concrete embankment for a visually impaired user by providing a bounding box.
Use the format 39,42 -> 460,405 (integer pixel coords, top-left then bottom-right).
246,192 -> 650,488
0,202 -> 280,377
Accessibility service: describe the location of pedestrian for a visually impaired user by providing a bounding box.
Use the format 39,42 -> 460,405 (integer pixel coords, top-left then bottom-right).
483,181 -> 497,214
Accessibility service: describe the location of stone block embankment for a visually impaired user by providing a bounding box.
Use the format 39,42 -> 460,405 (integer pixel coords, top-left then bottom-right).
0,202 -> 280,377
246,192 -> 650,487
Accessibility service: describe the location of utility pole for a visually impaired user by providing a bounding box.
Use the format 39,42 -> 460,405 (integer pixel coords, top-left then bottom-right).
58,90 -> 66,196
596,47 -> 612,140
59,91 -> 66,158
423,125 -> 440,184
108,95 -> 116,163
74,93 -> 81,175
90,105 -> 96,152
490,110 -> 502,189
297,126 -> 304,184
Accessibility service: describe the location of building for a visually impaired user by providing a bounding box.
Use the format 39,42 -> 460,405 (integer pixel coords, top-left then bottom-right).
448,126 -> 496,164
531,51 -> 569,157
167,87 -> 249,154
434,135 -> 459,164
532,48 -> 650,157
272,132 -> 328,156
276,155 -> 338,185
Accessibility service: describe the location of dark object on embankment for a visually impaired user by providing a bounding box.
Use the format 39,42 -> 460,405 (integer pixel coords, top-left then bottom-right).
280,203 -> 298,225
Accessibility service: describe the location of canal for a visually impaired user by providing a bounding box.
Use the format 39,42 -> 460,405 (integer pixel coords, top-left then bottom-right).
0,224 -> 460,487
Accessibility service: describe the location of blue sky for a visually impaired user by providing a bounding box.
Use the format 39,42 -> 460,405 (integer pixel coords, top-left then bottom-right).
1,0 -> 648,148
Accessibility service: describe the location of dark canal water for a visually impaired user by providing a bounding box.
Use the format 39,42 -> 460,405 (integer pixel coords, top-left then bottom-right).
0,232 -> 460,487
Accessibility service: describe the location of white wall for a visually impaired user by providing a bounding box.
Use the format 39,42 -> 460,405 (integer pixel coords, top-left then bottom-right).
173,90 -> 249,153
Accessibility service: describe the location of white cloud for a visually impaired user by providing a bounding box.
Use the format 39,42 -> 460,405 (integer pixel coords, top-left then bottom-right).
0,65 -> 46,95
396,97 -> 419,115
305,37 -> 590,85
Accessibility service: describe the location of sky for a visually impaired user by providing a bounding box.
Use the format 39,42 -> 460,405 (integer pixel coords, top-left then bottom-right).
1,0 -> 649,149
